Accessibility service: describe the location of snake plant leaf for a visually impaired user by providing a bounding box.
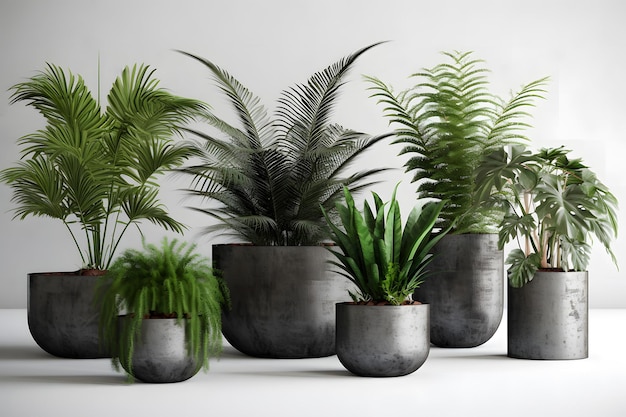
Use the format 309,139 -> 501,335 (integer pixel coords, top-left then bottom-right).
324,186 -> 448,304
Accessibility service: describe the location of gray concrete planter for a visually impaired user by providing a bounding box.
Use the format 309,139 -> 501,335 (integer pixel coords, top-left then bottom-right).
119,318 -> 201,383
508,270 -> 588,360
213,244 -> 353,358
335,302 -> 430,377
413,234 -> 503,347
28,273 -> 109,358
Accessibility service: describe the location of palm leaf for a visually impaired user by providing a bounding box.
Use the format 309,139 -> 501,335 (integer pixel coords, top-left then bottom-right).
179,43 -> 389,245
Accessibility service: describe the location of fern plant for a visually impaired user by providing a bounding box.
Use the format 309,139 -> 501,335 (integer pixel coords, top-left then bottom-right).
476,145 -> 618,287
177,43 -> 390,246
322,185 -> 449,305
366,51 -> 548,234
98,238 -> 230,381
0,64 -> 205,271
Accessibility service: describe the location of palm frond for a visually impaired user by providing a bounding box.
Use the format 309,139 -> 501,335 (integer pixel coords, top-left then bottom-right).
179,43 -> 389,245
2,63 -> 204,270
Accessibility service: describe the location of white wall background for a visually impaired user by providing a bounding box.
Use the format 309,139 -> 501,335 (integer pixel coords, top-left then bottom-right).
1,0 -> 624,308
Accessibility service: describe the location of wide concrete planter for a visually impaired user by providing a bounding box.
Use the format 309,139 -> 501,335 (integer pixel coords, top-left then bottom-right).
335,302 -> 430,377
28,273 -> 109,358
213,244 -> 352,358
508,271 -> 588,360
119,318 -> 201,383
413,234 -> 504,348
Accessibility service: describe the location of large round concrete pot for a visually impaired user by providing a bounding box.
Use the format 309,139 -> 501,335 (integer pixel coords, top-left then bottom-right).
28,273 -> 109,358
335,302 -> 430,377
213,244 -> 352,358
413,234 -> 503,347
508,270 -> 588,360
118,318 -> 201,383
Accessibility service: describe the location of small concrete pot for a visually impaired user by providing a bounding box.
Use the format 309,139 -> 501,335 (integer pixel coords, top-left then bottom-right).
28,273 -> 109,358
335,302 -> 430,377
413,234 -> 503,347
213,245 -> 353,358
508,270 -> 588,360
119,318 -> 201,383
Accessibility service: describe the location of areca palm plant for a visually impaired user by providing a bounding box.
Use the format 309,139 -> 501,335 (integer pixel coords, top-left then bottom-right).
366,51 -> 548,233
476,145 -> 619,287
1,63 -> 205,271
178,43 -> 389,246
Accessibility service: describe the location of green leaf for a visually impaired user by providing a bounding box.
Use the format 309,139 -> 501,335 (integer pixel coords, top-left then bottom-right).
177,43 -> 389,246
506,249 -> 541,288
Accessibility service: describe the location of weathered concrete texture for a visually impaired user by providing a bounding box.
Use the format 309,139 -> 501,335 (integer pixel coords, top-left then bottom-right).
213,245 -> 354,358
28,273 -> 110,358
508,271 -> 588,360
414,234 -> 504,348
121,318 -> 201,383
335,303 -> 430,377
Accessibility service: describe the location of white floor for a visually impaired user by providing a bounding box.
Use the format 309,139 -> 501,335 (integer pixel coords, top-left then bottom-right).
1,309 -> 625,417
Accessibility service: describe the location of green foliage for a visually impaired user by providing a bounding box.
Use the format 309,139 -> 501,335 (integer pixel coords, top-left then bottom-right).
366,51 -> 548,234
177,43 -> 390,246
98,238 -> 230,381
323,185 -> 449,305
0,64 -> 205,270
476,145 -> 619,287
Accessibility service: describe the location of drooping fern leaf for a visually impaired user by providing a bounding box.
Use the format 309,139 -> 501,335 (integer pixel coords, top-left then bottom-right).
98,238 -> 230,382
366,51 -> 548,234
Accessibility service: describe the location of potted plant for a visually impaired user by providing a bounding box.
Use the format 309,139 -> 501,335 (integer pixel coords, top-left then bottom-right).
177,43 -> 390,358
366,51 -> 548,347
0,63 -> 205,358
476,145 -> 618,359
99,238 -> 229,383
323,185 -> 448,377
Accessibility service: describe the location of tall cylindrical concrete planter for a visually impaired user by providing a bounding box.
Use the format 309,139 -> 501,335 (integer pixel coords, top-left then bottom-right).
213,245 -> 353,358
413,234 -> 503,348
119,318 -> 201,383
508,271 -> 588,360
28,273 -> 109,358
335,303 -> 430,377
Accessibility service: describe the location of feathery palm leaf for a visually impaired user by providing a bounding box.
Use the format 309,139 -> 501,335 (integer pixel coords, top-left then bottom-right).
178,43 -> 390,245
1,63 -> 206,270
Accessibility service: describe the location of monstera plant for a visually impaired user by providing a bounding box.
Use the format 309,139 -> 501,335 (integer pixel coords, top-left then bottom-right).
476,145 -> 618,288
476,144 -> 618,360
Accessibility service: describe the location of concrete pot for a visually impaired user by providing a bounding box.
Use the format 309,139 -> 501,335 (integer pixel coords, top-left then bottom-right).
28,273 -> 109,358
413,234 -> 503,347
508,270 -> 588,360
335,302 -> 430,377
213,244 -> 353,358
119,318 -> 201,383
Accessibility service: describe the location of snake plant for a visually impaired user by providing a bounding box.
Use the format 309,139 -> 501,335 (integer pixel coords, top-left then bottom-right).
323,185 -> 449,305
